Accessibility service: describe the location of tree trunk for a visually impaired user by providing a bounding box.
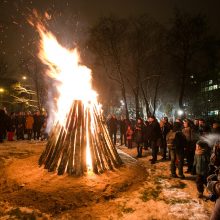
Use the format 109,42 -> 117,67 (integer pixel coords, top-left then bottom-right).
153,75 -> 160,116
179,57 -> 187,111
121,85 -> 129,120
141,83 -> 151,117
135,92 -> 140,119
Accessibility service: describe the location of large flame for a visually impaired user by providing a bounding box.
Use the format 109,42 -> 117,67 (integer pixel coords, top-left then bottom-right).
37,23 -> 98,171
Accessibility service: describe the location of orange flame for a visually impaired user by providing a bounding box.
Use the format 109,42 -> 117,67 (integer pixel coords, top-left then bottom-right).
36,22 -> 99,171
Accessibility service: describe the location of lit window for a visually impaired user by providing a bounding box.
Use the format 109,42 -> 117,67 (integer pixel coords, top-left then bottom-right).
209,86 -> 213,91
208,110 -> 219,115
213,85 -> 218,89
209,80 -> 213,85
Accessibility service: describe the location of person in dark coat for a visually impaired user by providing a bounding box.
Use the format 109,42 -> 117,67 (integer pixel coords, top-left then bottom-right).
182,119 -> 195,174
212,122 -> 220,134
148,115 -> 162,164
7,112 -> 16,141
134,118 -> 144,158
198,119 -> 210,136
107,115 -> 118,145
119,116 -> 127,146
166,122 -> 186,178
142,120 -> 150,150
209,140 -> 220,176
33,111 -> 43,140
207,163 -> 220,220
0,109 -> 7,143
15,112 -> 25,140
207,180 -> 220,220
161,117 -> 172,160
193,140 -> 210,198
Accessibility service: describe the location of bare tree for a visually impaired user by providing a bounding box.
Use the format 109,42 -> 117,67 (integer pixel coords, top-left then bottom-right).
126,15 -> 166,119
20,57 -> 47,112
167,10 -> 208,110
88,16 -> 130,119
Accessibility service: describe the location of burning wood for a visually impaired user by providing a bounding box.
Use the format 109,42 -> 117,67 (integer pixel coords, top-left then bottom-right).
34,18 -> 122,176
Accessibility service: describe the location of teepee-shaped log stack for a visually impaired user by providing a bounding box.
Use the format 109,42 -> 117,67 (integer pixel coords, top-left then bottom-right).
39,100 -> 122,176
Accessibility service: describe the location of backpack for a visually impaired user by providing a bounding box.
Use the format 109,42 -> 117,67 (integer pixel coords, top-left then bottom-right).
166,130 -> 176,149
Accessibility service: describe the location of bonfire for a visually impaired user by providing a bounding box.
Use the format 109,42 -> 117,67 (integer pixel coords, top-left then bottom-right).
31,16 -> 122,176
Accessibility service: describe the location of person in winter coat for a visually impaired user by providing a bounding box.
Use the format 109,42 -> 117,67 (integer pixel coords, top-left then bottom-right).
143,120 -> 150,150
107,115 -> 118,145
126,124 -> 133,149
208,180 -> 220,220
33,111 -> 43,140
211,122 -> 220,134
161,117 -> 172,160
182,119 -> 195,173
166,122 -> 186,179
119,116 -> 127,146
193,140 -> 210,198
16,112 -> 25,140
25,111 -> 34,140
0,109 -> 7,143
148,115 -> 162,164
207,166 -> 220,220
198,119 -> 210,136
209,140 -> 220,175
7,112 -> 16,141
134,118 -> 144,158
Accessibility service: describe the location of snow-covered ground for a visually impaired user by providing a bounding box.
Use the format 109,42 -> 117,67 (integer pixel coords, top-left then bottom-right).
0,141 -> 214,219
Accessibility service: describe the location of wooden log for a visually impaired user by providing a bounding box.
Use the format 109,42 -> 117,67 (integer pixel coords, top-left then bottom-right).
39,122 -> 60,165
67,101 -> 78,175
81,107 -> 87,172
93,106 -> 121,167
87,108 -> 98,174
57,104 -> 75,175
73,101 -> 84,176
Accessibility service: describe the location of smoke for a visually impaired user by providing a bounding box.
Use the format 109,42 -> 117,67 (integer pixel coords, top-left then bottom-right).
200,134 -> 220,148
45,82 -> 58,133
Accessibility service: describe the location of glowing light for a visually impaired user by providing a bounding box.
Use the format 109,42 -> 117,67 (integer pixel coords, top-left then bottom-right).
22,76 -> 27,80
0,88 -> 4,93
177,110 -> 184,116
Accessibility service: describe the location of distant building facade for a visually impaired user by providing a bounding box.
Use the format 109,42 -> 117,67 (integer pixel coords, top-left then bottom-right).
200,73 -> 220,118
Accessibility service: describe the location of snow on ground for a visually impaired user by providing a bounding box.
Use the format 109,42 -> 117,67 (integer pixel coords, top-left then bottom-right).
0,141 -> 215,219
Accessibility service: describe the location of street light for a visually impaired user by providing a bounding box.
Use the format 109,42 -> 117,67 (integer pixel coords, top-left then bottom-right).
177,109 -> 184,116
0,87 -> 4,107
22,76 -> 27,80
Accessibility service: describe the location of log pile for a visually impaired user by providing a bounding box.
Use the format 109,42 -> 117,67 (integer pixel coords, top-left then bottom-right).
39,100 -> 123,176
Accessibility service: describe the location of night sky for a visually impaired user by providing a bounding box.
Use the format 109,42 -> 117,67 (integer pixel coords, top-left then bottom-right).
1,0 -> 220,77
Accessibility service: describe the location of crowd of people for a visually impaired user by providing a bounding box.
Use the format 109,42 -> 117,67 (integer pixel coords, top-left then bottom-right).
1,108 -> 220,218
0,109 -> 48,142
107,114 -> 220,219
